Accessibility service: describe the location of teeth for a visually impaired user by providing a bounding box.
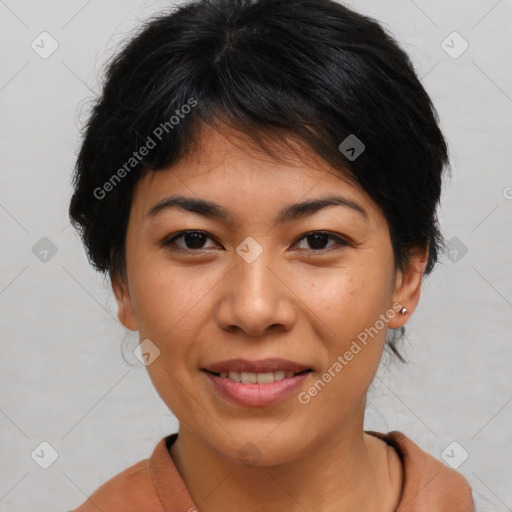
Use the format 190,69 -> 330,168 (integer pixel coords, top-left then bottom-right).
241,372 -> 257,384
217,370 -> 301,383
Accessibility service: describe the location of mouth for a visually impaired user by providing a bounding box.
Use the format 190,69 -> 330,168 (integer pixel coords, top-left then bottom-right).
201,358 -> 313,384
202,368 -> 312,384
202,364 -> 313,407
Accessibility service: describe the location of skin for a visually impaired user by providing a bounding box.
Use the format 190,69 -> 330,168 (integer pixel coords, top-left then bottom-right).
113,122 -> 428,512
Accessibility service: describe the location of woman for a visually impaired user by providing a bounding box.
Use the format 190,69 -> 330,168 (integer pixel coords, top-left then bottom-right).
68,0 -> 475,510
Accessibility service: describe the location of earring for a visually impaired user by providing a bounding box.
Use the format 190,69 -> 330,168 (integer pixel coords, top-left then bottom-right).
400,307 -> 408,315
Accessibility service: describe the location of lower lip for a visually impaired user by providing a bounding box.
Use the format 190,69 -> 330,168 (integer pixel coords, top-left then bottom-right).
203,371 -> 311,407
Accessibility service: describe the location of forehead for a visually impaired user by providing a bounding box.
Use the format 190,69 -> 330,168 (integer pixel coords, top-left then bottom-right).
130,124 -> 381,224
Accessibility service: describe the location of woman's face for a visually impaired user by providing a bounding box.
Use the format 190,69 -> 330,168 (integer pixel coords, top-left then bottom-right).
113,124 -> 426,465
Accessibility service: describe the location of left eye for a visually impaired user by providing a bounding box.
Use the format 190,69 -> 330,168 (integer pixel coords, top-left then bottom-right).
294,231 -> 347,251
162,230 -> 347,252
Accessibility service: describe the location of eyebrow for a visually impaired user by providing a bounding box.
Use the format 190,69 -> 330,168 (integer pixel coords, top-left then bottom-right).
146,194 -> 368,223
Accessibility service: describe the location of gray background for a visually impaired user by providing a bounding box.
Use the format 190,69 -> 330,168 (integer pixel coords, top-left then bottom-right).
1,0 -> 511,510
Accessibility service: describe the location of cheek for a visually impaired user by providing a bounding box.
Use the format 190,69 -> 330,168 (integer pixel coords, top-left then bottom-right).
302,266 -> 391,390
129,261 -> 210,338
129,264 -> 210,416
128,260 -> 224,393
305,265 -> 391,338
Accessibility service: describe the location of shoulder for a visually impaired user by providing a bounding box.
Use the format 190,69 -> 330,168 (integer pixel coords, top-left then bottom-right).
68,458 -> 165,512
366,430 -> 475,511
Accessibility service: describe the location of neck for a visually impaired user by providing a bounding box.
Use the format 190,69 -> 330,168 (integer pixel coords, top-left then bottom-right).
169,399 -> 403,512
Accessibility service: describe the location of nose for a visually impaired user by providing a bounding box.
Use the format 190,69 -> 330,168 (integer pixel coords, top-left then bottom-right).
215,249 -> 297,337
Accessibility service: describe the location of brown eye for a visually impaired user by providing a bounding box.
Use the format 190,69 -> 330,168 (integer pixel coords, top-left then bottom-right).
162,230 -> 220,251
294,231 -> 348,252
161,229 -> 349,254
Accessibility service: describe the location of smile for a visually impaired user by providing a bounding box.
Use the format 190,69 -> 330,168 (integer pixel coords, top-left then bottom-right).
204,369 -> 311,384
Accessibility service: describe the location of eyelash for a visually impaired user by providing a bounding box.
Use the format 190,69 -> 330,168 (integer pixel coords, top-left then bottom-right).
161,230 -> 350,254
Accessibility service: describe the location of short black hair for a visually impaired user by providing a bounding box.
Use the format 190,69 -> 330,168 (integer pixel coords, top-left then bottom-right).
69,0 -> 450,362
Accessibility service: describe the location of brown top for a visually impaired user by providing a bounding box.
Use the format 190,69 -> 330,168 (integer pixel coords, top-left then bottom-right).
69,430 -> 475,512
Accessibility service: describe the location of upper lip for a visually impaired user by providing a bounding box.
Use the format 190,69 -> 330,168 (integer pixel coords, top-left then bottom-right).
202,358 -> 312,374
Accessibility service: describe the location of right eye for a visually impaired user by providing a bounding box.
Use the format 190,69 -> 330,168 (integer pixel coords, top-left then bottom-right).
161,230 -> 222,252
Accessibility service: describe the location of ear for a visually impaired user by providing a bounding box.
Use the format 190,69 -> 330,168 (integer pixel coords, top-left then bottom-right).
387,243 -> 429,329
111,272 -> 138,331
